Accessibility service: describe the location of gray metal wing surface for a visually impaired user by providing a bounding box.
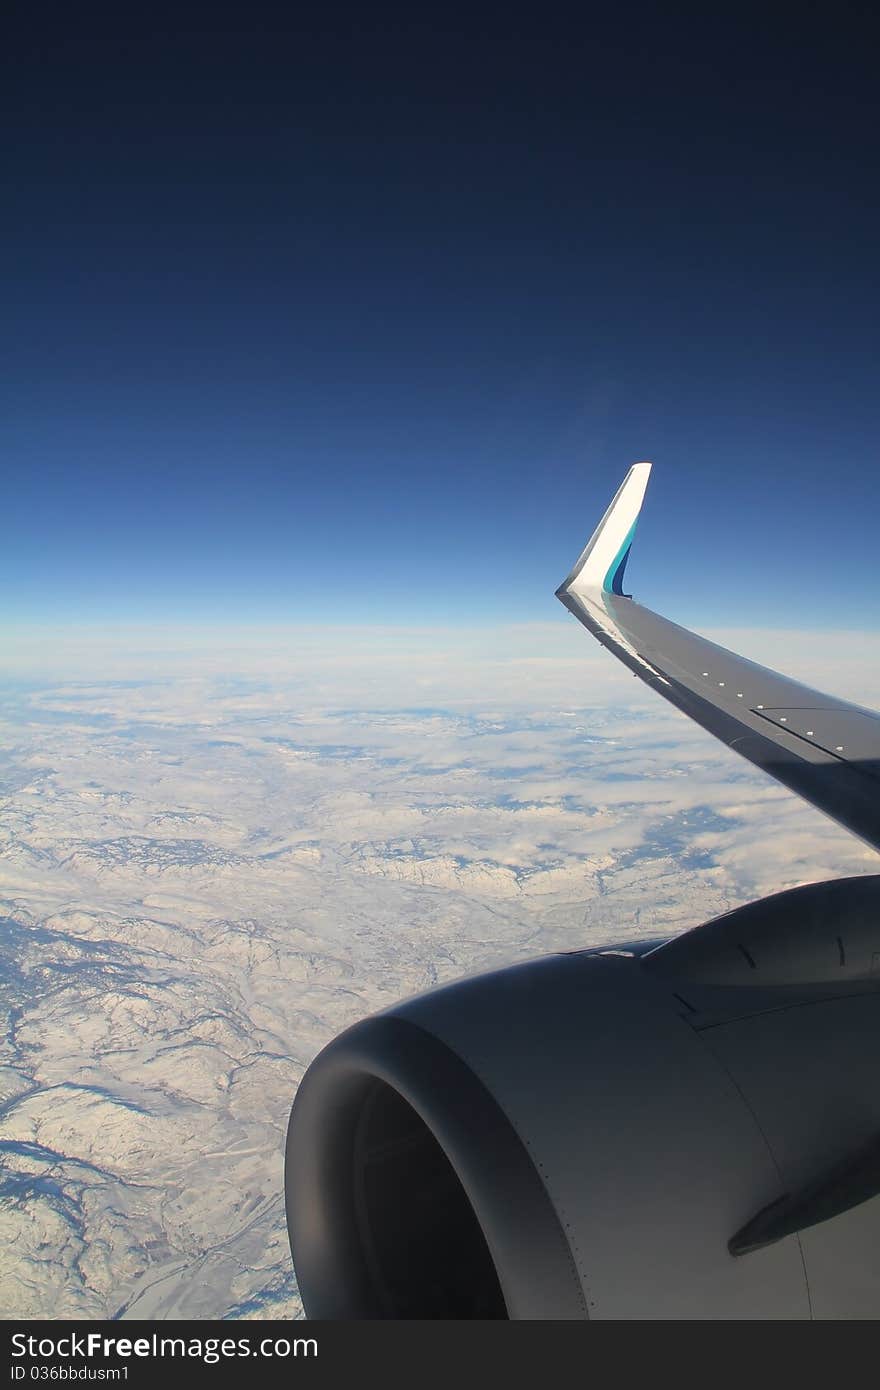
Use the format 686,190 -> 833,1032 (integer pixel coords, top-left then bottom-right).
556,463 -> 880,854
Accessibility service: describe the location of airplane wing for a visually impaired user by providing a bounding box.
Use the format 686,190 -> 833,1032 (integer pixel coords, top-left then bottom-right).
556,462 -> 880,853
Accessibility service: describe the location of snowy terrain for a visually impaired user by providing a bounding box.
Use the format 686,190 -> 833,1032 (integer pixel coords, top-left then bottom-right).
1,634 -> 876,1319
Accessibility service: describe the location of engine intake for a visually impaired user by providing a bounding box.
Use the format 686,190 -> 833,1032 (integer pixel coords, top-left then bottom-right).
286,878 -> 880,1319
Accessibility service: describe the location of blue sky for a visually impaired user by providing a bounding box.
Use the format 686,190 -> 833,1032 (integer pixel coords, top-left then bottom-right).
5,8 -> 880,636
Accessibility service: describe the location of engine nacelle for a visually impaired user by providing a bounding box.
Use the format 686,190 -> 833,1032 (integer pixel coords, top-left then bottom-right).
285,876 -> 880,1319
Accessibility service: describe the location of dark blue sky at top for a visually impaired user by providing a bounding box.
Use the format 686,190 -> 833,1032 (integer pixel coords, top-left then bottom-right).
4,4 -> 880,631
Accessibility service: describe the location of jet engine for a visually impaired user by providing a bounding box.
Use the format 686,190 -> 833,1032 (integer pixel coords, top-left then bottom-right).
285,875 -> 880,1319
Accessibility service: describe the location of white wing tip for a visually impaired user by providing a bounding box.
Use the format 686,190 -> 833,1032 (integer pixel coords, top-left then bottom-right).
557,461 -> 653,600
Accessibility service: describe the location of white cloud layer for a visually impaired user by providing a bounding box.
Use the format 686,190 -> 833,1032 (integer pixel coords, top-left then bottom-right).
4,620 -> 880,707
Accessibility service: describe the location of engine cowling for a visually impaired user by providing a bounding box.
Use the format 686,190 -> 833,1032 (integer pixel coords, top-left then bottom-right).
285,876 -> 880,1319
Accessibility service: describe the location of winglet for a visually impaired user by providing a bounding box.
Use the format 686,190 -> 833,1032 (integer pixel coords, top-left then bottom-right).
556,462 -> 652,600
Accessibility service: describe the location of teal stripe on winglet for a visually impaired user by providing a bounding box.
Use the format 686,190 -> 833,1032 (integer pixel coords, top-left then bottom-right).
603,520 -> 638,595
